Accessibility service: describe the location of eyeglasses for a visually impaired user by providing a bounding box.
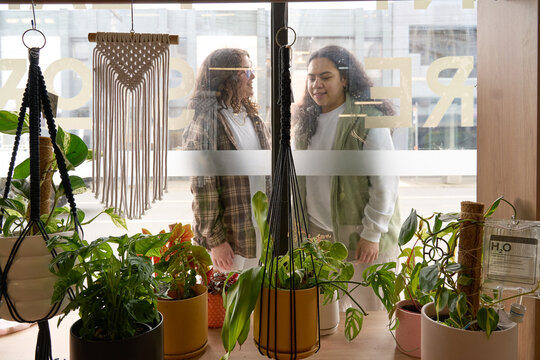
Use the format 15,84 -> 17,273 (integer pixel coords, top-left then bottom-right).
244,68 -> 254,79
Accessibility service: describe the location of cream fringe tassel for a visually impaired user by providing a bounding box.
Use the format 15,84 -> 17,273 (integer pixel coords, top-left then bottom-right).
92,32 -> 170,219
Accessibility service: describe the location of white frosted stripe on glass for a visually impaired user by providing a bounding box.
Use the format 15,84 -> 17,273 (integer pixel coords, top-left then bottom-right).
168,150 -> 272,176
0,149 -> 475,177
293,150 -> 476,176
167,150 -> 475,176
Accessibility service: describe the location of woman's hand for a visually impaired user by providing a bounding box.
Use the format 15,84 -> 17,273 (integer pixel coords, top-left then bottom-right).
354,238 -> 379,264
211,242 -> 235,271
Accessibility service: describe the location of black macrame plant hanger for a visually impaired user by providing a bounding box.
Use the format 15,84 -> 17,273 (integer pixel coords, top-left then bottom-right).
0,45 -> 81,360
256,31 -> 321,359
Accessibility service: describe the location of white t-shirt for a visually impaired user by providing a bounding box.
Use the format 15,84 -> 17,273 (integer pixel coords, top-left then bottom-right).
305,103 -> 398,243
306,104 -> 344,231
221,107 -> 264,268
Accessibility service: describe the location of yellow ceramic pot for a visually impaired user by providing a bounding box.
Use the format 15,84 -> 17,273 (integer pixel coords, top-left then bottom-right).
253,286 -> 319,360
157,284 -> 208,360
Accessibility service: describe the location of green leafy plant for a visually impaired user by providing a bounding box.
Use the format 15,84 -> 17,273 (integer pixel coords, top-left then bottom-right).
145,223 -> 213,300
0,110 -> 125,235
373,197 -> 540,337
48,232 -> 170,340
361,208 -> 432,331
221,191 -> 368,360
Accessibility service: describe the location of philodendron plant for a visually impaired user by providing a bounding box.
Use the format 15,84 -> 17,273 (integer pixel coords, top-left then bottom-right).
364,197 -> 540,337
0,110 -> 125,235
220,191 -> 367,360
48,232 -> 170,340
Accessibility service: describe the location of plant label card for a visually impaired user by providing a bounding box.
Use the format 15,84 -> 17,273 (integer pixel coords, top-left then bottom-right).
41,92 -> 58,118
483,219 -> 540,290
485,234 -> 538,288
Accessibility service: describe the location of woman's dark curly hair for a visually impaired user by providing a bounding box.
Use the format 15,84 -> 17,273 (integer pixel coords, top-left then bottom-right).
294,45 -> 395,144
189,48 -> 258,117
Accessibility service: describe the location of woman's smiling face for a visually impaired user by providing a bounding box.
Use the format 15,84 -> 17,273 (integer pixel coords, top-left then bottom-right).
237,55 -> 255,100
307,57 -> 347,113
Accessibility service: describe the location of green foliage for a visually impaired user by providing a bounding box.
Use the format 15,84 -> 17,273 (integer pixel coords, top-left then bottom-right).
397,198 -> 539,337
0,122 -> 126,236
221,267 -> 264,358
48,232 -> 169,341
150,223 -> 212,300
0,110 -> 29,135
220,191 -> 369,359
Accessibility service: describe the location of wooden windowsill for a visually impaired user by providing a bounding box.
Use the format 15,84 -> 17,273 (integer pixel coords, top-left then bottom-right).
0,311 -> 411,359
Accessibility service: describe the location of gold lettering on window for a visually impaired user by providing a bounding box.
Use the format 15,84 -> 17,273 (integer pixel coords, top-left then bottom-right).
364,57 -> 412,128
424,56 -> 474,127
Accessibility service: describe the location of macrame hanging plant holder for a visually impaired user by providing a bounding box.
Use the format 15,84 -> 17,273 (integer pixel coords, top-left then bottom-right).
255,44 -> 321,359
92,32 -> 171,219
0,47 -> 80,360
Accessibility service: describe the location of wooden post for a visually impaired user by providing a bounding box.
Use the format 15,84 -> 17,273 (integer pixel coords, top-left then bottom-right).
457,201 -> 485,320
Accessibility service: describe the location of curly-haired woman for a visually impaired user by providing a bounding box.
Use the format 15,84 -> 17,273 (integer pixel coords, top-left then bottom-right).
183,48 -> 269,272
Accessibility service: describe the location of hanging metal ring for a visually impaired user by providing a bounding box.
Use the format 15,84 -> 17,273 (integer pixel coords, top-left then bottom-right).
22,28 -> 46,49
275,26 -> 296,48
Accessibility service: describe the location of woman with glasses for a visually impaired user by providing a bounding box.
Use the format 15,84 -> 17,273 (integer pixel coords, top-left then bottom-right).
294,45 -> 400,311
183,48 -> 269,272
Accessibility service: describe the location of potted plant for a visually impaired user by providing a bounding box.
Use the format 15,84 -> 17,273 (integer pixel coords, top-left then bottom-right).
48,232 -> 169,360
221,192 -> 366,360
147,222 -> 213,359
393,199 -> 540,360
0,110 -> 125,322
207,270 -> 239,328
361,209 -> 432,358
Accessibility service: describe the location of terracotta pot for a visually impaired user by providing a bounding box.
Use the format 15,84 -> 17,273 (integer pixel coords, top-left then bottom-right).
70,312 -> 163,360
158,284 -> 208,359
319,293 -> 339,336
0,233 -> 68,322
208,293 -> 226,328
253,286 -> 319,360
421,302 -> 518,360
394,299 -> 421,358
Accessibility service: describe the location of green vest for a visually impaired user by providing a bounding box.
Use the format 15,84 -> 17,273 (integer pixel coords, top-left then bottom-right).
296,94 -> 400,260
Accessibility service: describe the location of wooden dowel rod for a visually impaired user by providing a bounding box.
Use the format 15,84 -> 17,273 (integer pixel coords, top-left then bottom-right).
88,33 -> 179,44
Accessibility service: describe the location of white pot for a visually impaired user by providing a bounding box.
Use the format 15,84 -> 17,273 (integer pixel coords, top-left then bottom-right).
0,233 -> 68,322
421,302 -> 518,360
319,293 -> 339,336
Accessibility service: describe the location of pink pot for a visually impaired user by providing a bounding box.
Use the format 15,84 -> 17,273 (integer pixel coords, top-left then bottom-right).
394,299 -> 422,358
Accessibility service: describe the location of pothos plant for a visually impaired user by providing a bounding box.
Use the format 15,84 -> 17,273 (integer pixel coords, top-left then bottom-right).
0,110 -> 125,235
221,191 -> 367,360
364,197 -> 540,337
48,231 -> 170,340
145,223 -> 212,300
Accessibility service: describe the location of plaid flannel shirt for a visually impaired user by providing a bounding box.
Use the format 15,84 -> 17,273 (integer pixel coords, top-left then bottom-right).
183,103 -> 270,258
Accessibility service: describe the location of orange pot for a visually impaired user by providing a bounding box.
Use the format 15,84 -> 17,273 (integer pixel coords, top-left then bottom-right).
157,284 -> 208,360
253,286 -> 319,360
208,293 -> 226,328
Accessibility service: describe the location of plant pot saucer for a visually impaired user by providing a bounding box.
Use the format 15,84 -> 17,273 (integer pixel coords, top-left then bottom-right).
320,323 -> 339,336
165,341 -> 207,360
253,340 -> 319,360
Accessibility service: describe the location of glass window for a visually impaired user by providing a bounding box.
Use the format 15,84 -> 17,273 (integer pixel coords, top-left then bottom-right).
0,1 -> 477,240
289,0 -> 476,221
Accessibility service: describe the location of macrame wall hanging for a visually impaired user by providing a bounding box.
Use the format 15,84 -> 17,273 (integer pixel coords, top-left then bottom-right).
89,5 -> 178,219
